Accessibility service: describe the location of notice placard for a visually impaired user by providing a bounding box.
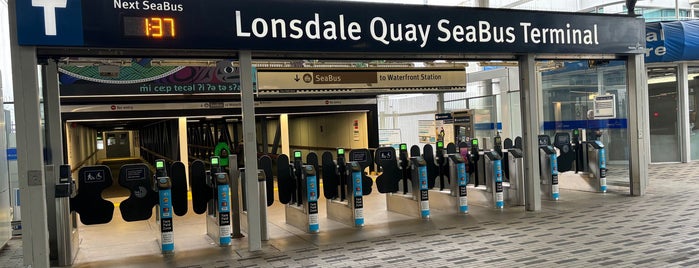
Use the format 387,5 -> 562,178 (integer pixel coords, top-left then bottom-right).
594,95 -> 616,119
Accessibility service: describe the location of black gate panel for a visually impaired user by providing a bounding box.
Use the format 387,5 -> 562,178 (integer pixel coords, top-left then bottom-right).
71,165 -> 114,225
375,147 -> 401,193
189,160 -> 212,214
118,164 -> 157,222
321,152 -> 338,199
258,155 -> 275,206
170,161 -> 189,216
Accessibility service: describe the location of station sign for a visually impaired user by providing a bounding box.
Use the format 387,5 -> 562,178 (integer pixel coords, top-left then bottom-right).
256,69 -> 466,93
16,0 -> 645,54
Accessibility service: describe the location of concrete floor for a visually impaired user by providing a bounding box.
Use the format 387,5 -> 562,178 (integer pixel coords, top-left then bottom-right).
3,162 -> 699,267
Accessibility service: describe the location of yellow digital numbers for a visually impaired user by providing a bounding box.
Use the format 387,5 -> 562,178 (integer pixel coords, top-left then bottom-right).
144,17 -> 175,38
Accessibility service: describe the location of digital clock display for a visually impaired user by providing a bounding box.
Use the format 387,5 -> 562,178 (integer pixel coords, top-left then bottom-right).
123,16 -> 176,38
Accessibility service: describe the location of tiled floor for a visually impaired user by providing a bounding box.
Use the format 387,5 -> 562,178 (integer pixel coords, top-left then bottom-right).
2,162 -> 699,267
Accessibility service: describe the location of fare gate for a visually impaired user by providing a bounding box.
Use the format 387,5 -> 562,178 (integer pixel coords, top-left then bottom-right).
322,148 -> 373,227
278,152 -> 320,233
68,159 -> 190,254
376,145 -> 430,219
424,141 -> 469,214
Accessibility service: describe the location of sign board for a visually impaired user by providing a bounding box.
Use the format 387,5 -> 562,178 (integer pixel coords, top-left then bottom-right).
594,95 -> 616,119
16,0 -> 645,54
379,129 -> 402,148
418,120 -> 436,143
59,65 -> 252,97
7,148 -> 17,161
257,69 -> 466,95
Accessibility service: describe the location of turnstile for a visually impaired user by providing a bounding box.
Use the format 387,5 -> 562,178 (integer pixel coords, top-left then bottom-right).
324,148 -> 370,227
235,154 -> 272,240
483,151 -> 504,209
539,143 -> 560,201
505,148 -> 525,206
586,141 -> 607,192
429,146 -> 469,214
376,146 -> 430,219
278,152 -> 320,233
205,157 -> 232,246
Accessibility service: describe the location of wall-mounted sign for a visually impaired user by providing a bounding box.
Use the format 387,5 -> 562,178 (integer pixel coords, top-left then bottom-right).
16,0 -> 645,54
594,94 -> 616,119
379,129 -> 402,149
257,69 -> 466,95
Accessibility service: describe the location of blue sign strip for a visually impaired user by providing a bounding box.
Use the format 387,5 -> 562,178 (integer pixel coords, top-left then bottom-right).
7,148 -> 17,161
418,165 -> 430,218
159,188 -> 174,252
217,183 -> 232,246
456,162 -> 468,213
352,170 -> 364,226
306,174 -> 319,232
543,119 -> 627,130
494,159 -> 504,208
474,122 -> 502,131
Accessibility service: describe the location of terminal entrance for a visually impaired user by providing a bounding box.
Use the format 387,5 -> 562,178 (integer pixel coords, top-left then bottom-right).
8,0 -> 649,266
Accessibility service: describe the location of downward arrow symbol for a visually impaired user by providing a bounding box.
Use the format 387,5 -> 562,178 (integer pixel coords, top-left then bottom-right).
294,74 -> 300,82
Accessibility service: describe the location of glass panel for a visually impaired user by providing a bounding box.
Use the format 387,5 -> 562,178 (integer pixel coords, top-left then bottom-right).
689,66 -> 699,160
541,60 -> 629,162
648,67 -> 680,162
468,96 -> 495,149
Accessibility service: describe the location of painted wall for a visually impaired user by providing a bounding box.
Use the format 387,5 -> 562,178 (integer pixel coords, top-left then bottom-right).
288,112 -> 368,158
65,123 -> 98,175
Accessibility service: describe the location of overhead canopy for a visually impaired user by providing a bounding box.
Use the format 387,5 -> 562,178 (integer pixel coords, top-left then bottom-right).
16,0 -> 646,55
646,20 -> 699,63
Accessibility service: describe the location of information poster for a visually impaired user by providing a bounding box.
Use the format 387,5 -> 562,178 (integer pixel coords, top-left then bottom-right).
418,120 -> 436,143
379,129 -> 402,149
594,95 -> 616,119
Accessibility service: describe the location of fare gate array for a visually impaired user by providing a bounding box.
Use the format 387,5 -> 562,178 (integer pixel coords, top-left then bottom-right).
66,134 -> 610,242
67,154 -> 273,254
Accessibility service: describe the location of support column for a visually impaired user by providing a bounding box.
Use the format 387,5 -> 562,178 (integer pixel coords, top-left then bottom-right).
178,117 -> 189,187
280,114 -> 290,157
43,60 -> 77,266
240,51 -> 261,251
9,2 -> 50,264
627,55 -> 649,196
518,54 -> 542,211
679,63 -> 691,163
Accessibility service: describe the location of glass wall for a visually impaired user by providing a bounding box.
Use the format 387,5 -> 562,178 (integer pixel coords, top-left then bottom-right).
689,66 -> 699,160
647,67 -> 680,162
540,60 -> 629,163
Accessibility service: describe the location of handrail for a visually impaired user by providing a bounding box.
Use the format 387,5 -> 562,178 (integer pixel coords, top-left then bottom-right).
70,149 -> 99,173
